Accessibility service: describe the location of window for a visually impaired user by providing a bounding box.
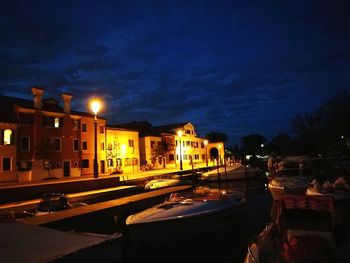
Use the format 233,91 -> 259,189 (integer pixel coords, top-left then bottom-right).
54,138 -> 61,152
21,136 -> 30,151
2,129 -> 13,145
128,139 -> 134,147
82,123 -> 87,132
169,154 -> 174,161
100,142 -> 105,150
42,116 -> 62,128
2,157 -> 11,171
82,141 -> 88,150
19,160 -> 32,171
125,158 -> 131,166
99,125 -> 104,133
132,158 -> 138,165
73,120 -> 80,130
82,159 -> 89,168
107,159 -> 113,167
73,139 -> 79,151
151,141 -> 155,149
54,117 -> 60,128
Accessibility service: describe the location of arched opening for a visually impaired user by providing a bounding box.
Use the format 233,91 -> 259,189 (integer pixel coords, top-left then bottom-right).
209,147 -> 219,165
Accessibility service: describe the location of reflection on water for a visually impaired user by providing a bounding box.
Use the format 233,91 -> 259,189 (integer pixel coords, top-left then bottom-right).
123,178 -> 273,263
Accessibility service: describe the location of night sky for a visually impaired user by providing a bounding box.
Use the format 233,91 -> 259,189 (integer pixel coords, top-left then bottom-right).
1,0 -> 349,145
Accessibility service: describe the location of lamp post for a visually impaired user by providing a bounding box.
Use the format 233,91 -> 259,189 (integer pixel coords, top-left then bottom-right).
177,130 -> 183,170
90,99 -> 101,179
204,139 -> 208,167
218,144 -> 222,166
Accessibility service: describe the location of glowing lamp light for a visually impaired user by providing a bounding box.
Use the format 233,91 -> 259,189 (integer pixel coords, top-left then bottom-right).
90,99 -> 101,116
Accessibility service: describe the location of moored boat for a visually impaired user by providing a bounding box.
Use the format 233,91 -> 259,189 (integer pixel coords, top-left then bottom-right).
268,176 -> 310,200
201,164 -> 261,181
306,177 -> 350,201
125,190 -> 246,246
144,174 -> 192,190
244,194 -> 350,263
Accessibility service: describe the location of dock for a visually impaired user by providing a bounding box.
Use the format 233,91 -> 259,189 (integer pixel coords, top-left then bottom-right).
18,185 -> 192,226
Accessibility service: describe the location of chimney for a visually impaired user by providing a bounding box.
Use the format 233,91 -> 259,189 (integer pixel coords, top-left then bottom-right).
61,93 -> 73,114
31,87 -> 44,109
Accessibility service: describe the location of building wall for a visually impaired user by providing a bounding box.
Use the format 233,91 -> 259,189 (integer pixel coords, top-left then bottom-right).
105,128 -> 140,174
0,122 -> 17,182
80,116 -> 107,176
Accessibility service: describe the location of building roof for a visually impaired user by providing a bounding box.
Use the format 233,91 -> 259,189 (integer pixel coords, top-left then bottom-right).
0,94 -> 105,122
109,121 -> 192,137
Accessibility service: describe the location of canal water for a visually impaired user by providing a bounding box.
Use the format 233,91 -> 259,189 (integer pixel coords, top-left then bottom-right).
115,178 -> 273,263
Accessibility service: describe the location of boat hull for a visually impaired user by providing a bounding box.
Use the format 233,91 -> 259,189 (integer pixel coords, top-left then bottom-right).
126,194 -> 246,247
202,165 -> 261,181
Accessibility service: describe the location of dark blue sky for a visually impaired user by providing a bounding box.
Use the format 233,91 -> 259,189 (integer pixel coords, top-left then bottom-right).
1,0 -> 349,145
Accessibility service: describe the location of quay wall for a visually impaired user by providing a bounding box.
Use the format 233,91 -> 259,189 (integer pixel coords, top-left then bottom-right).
0,176 -> 124,204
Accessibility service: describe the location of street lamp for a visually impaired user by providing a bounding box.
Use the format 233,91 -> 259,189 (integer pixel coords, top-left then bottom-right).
204,139 -> 208,167
177,130 -> 183,170
90,99 -> 101,178
218,144 -> 222,166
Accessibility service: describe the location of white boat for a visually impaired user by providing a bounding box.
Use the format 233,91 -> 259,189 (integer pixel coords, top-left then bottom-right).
0,222 -> 123,263
201,164 -> 261,181
144,175 -> 192,190
125,191 -> 246,246
267,175 -> 310,200
244,194 -> 349,263
306,177 -> 350,201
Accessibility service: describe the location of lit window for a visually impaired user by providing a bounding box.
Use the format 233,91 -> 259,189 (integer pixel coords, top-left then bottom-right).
54,117 -> 60,128
4,129 -> 12,145
128,139 -> 134,147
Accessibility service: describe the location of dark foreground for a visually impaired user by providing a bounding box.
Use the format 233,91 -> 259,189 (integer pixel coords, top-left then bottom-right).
119,179 -> 273,263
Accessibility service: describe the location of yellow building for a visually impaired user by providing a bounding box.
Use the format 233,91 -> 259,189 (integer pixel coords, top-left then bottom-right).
113,121 -> 225,170
105,127 -> 140,174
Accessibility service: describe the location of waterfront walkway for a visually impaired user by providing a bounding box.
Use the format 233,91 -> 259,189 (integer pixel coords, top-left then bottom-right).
0,163 -> 215,188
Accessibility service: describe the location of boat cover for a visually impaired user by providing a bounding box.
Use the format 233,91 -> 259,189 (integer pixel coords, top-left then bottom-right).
276,195 -> 338,233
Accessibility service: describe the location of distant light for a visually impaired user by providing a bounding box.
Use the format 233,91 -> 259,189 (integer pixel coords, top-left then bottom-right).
204,139 -> 208,146
261,144 -> 264,148
177,130 -> 183,138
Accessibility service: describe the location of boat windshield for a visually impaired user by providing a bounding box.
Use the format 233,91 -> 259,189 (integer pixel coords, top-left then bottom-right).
168,192 -> 221,203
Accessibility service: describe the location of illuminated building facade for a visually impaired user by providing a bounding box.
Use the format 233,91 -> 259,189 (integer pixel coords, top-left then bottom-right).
105,127 -> 140,174
0,88 -> 225,182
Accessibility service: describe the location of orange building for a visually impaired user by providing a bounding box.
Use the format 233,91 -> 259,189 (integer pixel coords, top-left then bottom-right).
0,87 -> 106,181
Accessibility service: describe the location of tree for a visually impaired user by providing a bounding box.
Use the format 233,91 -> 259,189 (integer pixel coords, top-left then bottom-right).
240,133 -> 267,156
292,92 -> 350,156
